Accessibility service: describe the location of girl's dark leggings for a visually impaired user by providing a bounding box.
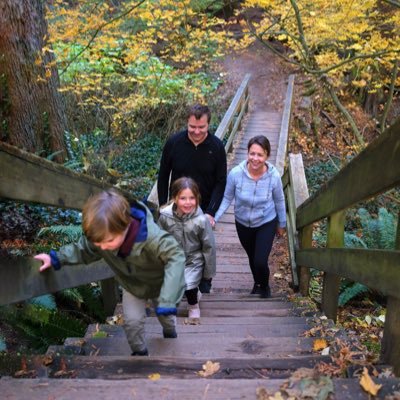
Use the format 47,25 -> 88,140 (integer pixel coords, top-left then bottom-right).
235,217 -> 277,287
185,287 -> 199,305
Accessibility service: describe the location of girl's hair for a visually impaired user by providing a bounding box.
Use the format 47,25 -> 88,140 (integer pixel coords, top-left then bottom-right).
82,189 -> 131,243
170,177 -> 201,208
247,135 -> 271,156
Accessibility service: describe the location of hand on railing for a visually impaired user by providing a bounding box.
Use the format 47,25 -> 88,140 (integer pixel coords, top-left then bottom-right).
34,253 -> 52,272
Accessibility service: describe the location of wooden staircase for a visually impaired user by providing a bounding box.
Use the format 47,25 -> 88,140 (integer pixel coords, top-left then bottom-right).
2,107 -> 400,399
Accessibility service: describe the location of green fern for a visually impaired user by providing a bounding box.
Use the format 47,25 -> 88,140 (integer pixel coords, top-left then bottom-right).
28,294 -> 57,310
38,225 -> 82,245
356,207 -> 396,249
339,282 -> 370,306
58,288 -> 84,306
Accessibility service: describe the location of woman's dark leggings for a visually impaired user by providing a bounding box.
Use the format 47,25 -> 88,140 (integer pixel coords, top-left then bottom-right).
185,288 -> 199,305
235,218 -> 278,288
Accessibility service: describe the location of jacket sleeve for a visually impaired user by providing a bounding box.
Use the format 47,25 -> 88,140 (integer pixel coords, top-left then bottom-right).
56,236 -> 102,266
199,217 -> 216,279
272,174 -> 287,228
214,170 -> 235,222
206,142 -> 227,217
153,231 -> 186,308
157,138 -> 173,208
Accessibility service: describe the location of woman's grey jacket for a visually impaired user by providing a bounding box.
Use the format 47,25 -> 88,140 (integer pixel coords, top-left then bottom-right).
158,204 -> 216,289
215,160 -> 286,228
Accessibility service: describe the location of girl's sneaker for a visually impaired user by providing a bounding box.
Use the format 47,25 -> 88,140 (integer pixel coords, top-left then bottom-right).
188,303 -> 200,319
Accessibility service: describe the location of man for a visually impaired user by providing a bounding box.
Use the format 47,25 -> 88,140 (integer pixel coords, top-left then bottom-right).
157,104 -> 227,293
157,104 -> 227,227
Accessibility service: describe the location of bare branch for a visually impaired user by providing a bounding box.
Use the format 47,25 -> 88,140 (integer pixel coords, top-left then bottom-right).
380,59 -> 398,131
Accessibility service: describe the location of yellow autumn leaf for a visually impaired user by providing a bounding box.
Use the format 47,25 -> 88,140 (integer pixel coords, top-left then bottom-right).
313,338 -> 328,351
360,367 -> 382,396
107,168 -> 122,177
148,373 -> 161,381
198,361 -> 220,377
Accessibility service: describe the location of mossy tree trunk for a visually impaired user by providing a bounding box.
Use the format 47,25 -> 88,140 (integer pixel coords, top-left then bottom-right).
0,0 -> 66,160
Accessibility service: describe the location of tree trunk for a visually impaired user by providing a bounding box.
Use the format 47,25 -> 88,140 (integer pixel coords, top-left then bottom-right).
0,0 -> 66,159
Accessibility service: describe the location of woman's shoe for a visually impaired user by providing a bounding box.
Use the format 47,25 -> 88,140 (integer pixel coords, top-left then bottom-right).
250,283 -> 262,295
260,286 -> 271,298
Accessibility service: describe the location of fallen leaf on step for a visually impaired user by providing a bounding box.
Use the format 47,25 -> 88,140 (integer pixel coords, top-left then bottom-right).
148,373 -> 160,381
360,367 -> 382,396
313,338 -> 328,351
273,273 -> 282,279
184,318 -> 200,325
198,361 -> 220,377
255,387 -> 269,399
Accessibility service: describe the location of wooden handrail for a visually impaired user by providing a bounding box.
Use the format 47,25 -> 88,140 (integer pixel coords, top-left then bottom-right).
276,75 -> 295,176
296,117 -> 400,229
283,116 -> 400,375
0,141 -> 136,209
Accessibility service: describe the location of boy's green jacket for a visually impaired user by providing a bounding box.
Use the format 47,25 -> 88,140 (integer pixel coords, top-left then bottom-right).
55,202 -> 186,309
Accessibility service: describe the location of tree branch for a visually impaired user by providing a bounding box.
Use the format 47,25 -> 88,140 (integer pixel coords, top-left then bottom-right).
322,76 -> 365,147
60,0 -> 147,76
380,59 -> 398,131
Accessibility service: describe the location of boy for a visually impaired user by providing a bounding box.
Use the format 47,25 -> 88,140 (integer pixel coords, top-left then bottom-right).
35,189 -> 186,356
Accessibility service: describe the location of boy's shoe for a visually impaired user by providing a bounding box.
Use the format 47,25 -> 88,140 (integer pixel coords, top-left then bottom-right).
250,283 -> 262,295
260,286 -> 271,299
163,329 -> 177,339
131,348 -> 149,356
188,304 -> 200,319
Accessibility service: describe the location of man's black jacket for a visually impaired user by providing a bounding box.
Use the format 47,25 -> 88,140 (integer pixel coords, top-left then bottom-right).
157,130 -> 227,217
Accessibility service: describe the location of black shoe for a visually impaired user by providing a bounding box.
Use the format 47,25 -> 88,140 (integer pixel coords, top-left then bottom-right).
131,348 -> 149,356
250,284 -> 262,295
163,329 -> 177,339
260,286 -> 271,299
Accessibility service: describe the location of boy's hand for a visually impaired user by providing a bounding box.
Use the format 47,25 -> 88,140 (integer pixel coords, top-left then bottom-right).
34,254 -> 52,272
155,307 -> 177,316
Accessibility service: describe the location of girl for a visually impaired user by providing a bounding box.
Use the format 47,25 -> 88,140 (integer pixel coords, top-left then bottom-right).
214,135 -> 286,298
158,177 -> 216,319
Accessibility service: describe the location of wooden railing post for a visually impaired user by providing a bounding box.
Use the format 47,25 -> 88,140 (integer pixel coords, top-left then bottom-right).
381,213 -> 400,375
321,211 -> 345,321
298,224 -> 313,296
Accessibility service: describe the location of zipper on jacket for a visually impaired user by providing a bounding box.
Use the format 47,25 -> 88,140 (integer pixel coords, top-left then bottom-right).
249,181 -> 258,226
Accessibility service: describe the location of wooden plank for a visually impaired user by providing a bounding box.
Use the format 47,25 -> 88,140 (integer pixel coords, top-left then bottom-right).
144,336 -> 314,358
0,257 -> 114,306
298,225 -> 313,296
297,117 -> 400,228
2,377 -> 400,399
275,75 -> 295,176
215,73 -> 251,142
0,141 -> 135,209
321,211 -> 345,321
296,248 -> 400,299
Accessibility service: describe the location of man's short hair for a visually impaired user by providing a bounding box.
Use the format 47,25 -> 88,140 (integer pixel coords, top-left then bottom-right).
187,104 -> 211,123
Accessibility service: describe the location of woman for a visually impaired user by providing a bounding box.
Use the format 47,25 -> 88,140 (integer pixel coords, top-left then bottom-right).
214,135 -> 286,298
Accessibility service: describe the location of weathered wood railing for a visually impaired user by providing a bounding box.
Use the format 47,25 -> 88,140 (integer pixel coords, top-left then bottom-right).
283,117 -> 400,374
0,74 -> 251,313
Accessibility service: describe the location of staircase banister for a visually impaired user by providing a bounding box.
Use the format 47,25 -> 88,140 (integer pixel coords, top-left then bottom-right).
296,117 -> 400,229
0,257 -> 114,306
296,248 -> 400,299
0,141 -> 136,210
214,73 -> 251,142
